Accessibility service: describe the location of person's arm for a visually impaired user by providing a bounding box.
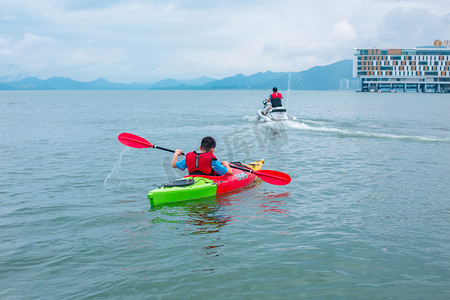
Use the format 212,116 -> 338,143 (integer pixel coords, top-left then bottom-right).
211,159 -> 232,175
172,149 -> 183,168
221,161 -> 233,175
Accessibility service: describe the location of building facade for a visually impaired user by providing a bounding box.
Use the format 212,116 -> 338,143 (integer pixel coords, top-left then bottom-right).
353,46 -> 450,93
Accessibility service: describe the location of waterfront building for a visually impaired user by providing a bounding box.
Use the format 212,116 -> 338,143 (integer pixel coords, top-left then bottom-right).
353,45 -> 450,93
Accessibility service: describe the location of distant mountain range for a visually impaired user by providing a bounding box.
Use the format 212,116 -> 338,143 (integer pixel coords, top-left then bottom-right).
0,59 -> 356,90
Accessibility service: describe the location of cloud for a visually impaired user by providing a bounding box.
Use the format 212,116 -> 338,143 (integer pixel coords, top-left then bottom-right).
331,20 -> 357,41
377,7 -> 450,47
0,0 -> 449,82
0,15 -> 17,21
57,0 -> 126,11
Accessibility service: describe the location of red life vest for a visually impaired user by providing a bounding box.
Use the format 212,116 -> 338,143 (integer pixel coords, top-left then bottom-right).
270,92 -> 283,107
185,151 -> 217,175
271,92 -> 282,99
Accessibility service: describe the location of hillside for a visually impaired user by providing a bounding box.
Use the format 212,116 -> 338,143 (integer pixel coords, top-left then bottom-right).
197,60 -> 353,90
1,59 -> 355,90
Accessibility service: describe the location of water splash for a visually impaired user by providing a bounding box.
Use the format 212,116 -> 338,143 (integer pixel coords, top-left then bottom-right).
242,115 -> 259,122
104,147 -> 130,190
284,120 -> 450,143
286,69 -> 291,109
244,111 -> 449,143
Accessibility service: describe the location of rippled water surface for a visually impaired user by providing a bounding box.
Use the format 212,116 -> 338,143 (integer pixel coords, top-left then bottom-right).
1,90 -> 450,299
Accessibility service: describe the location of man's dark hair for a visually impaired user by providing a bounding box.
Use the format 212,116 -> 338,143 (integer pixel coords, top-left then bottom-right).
201,136 -> 216,151
273,87 -> 278,92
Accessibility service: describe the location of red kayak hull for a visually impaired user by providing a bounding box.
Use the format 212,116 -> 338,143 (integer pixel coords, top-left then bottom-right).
187,169 -> 256,194
185,160 -> 264,194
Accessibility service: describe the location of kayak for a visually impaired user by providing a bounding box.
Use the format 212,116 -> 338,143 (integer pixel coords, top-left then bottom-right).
148,159 -> 264,207
256,100 -> 296,122
117,133 -> 290,207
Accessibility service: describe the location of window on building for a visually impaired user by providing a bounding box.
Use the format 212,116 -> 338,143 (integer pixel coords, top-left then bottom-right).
402,50 -> 416,55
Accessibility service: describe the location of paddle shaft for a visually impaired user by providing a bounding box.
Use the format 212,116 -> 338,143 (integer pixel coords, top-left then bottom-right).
228,164 -> 254,174
154,145 -> 185,156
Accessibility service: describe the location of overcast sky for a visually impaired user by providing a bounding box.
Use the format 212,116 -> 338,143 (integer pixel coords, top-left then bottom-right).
0,0 -> 449,83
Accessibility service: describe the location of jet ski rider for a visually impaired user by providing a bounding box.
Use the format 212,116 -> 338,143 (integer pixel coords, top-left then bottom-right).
264,87 -> 283,115
172,136 -> 233,176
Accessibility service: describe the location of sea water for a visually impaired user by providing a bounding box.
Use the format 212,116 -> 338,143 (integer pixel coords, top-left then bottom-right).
1,90 -> 449,299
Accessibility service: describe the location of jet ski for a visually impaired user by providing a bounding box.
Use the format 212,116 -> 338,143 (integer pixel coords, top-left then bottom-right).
256,100 -> 296,122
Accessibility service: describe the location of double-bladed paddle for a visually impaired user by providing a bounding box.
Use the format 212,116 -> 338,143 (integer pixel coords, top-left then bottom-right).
118,132 -> 291,185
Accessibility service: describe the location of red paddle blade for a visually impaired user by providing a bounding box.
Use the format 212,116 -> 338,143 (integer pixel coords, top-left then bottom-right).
118,133 -> 153,148
253,169 -> 291,185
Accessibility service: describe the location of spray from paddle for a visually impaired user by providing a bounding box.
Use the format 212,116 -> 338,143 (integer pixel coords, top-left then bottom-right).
104,147 -> 129,190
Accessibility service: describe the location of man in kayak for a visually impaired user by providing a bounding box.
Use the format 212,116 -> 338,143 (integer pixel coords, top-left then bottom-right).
172,136 -> 233,176
264,87 -> 283,115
